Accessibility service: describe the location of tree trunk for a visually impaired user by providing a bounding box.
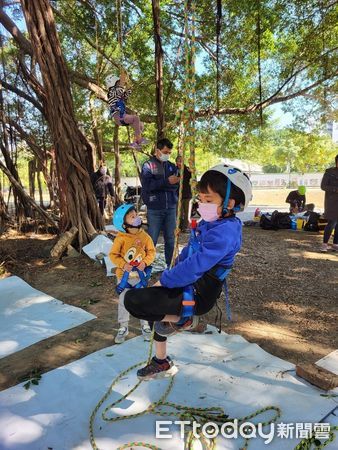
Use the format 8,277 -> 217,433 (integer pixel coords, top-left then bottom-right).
0,160 -> 57,228
89,95 -> 104,165
49,148 -> 58,210
36,161 -> 44,207
152,0 -> 165,140
0,86 -> 32,219
0,181 -> 10,234
20,0 -> 102,246
113,125 -> 122,206
28,159 -> 35,199
2,114 -> 56,208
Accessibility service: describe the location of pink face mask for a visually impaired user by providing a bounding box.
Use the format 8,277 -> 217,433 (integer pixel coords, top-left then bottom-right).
197,203 -> 220,222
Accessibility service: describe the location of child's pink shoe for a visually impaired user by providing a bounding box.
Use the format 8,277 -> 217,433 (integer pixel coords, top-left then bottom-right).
129,142 -> 141,149
138,138 -> 149,145
130,138 -> 149,148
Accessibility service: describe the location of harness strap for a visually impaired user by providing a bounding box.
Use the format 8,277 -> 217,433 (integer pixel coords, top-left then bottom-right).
181,220 -> 233,320
115,266 -> 152,294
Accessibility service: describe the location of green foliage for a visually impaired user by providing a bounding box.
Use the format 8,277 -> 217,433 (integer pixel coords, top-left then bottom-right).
1,0 -> 338,178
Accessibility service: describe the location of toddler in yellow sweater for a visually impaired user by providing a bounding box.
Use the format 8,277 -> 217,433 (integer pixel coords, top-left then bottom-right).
109,204 -> 156,343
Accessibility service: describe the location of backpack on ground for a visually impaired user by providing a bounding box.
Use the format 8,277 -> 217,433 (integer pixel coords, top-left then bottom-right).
303,212 -> 320,232
260,214 -> 278,230
271,211 -> 291,229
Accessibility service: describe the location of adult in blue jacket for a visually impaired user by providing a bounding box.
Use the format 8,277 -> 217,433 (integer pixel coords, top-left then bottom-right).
141,138 -> 180,266
125,164 -> 252,380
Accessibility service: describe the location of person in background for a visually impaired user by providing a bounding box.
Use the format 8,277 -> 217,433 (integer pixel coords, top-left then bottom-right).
141,138 -> 180,266
91,164 -> 114,215
285,186 -> 306,213
320,154 -> 338,252
176,155 -> 192,233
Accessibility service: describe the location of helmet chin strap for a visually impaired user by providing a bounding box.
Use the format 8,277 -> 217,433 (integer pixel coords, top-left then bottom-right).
222,180 -> 231,214
222,180 -> 240,214
124,223 -> 142,230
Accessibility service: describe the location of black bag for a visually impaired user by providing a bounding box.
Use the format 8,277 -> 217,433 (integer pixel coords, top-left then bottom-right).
260,214 -> 278,230
271,211 -> 291,229
304,212 -> 320,232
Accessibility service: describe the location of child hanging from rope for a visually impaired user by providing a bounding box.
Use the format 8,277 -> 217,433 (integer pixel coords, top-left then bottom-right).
124,164 -> 252,380
106,70 -> 147,148
109,204 -> 156,343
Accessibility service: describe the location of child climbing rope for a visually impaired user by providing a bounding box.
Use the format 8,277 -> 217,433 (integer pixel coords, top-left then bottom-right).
109,204 -> 156,343
124,164 -> 252,380
106,70 -> 147,148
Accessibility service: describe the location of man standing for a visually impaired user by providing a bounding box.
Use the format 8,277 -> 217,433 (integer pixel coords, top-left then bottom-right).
91,164 -> 114,215
320,154 -> 338,252
176,155 -> 192,232
141,138 -> 179,266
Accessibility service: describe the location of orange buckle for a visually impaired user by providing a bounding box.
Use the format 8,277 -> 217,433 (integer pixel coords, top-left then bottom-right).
182,300 -> 195,306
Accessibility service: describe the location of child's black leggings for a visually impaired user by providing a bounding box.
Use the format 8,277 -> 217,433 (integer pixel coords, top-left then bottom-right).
124,271 -> 223,342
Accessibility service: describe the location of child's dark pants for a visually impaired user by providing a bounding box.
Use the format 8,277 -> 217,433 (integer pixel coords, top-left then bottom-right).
124,271 -> 223,342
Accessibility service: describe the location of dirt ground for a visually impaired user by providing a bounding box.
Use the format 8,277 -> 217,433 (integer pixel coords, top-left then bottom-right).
251,188 -> 324,209
0,225 -> 337,392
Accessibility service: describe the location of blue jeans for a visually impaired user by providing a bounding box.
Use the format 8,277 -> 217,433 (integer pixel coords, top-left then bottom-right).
147,208 -> 177,266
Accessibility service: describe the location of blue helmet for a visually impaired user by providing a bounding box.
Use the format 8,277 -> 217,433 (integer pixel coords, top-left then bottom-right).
113,204 -> 136,232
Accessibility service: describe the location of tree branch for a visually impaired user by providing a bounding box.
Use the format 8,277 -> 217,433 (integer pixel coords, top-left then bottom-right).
0,6 -> 32,55
0,79 -> 45,114
51,5 -> 120,70
196,72 -> 338,118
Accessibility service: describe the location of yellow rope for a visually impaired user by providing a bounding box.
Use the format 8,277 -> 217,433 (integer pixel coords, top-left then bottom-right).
170,0 -> 197,268
89,331 -> 282,450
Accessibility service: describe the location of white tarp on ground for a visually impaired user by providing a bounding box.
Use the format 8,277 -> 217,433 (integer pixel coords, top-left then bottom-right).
0,276 -> 96,359
0,329 -> 337,450
82,235 -> 114,265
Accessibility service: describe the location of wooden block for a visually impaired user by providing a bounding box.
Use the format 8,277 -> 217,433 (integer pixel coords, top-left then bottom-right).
296,363 -> 338,391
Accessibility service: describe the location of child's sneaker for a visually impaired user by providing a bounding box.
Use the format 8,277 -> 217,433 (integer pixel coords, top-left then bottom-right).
155,316 -> 199,337
137,356 -> 178,380
114,326 -> 129,344
141,324 -> 152,341
320,243 -> 329,252
138,137 -> 149,145
331,244 -> 338,251
129,142 -> 141,149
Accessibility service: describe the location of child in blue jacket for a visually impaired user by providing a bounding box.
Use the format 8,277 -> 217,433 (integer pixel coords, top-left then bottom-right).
124,164 -> 252,380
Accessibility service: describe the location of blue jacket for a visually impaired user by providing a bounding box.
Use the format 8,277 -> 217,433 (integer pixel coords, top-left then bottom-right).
160,216 -> 242,288
141,157 -> 178,210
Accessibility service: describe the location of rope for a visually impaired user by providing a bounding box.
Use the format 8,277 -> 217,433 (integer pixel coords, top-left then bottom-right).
89,326 -> 282,450
256,0 -> 263,126
294,426 -> 338,449
116,0 -> 124,72
216,0 -> 222,112
170,0 -> 197,267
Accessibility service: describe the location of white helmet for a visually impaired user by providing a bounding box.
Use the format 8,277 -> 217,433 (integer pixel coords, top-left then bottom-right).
209,164 -> 252,212
106,75 -> 119,88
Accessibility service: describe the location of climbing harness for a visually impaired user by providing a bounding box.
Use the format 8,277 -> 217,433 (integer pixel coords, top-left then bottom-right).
181,218 -> 199,318
115,266 -> 152,294
180,212 -> 233,322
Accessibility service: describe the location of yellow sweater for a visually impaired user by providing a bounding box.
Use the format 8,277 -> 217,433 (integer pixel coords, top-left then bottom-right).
109,229 -> 156,280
